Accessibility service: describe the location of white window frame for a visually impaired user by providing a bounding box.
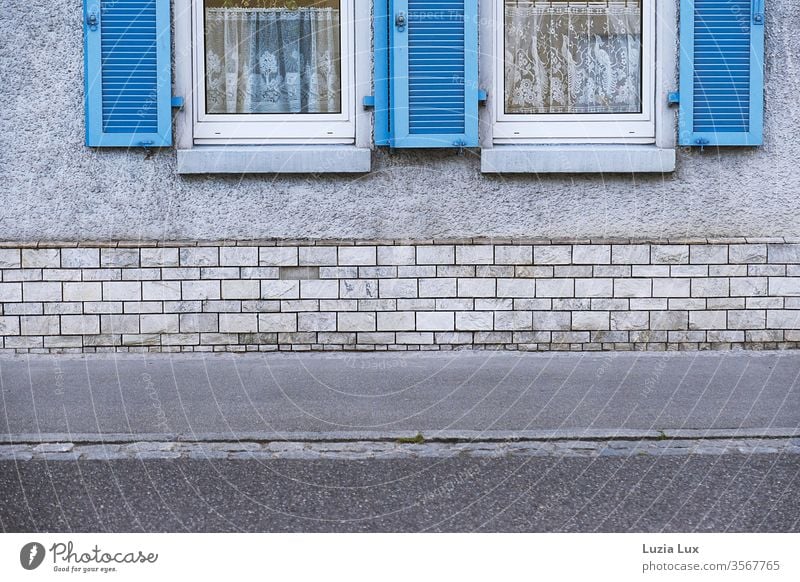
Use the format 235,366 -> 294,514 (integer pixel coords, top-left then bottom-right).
190,0 -> 357,145
491,0 -> 657,144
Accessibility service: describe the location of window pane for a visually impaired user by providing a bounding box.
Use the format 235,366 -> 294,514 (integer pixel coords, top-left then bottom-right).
504,0 -> 642,114
204,0 -> 341,114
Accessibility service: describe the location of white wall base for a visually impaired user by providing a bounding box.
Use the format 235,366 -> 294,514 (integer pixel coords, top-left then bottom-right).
481,145 -> 677,174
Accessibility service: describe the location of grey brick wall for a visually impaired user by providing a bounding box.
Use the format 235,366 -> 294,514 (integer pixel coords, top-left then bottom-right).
0,239 -> 798,353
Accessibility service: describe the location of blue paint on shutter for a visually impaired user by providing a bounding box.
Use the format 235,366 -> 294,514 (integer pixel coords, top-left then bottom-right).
374,0 -> 478,148
84,0 -> 172,147
679,0 -> 764,147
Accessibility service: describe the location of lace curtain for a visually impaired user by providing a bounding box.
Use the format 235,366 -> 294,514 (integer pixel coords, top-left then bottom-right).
204,7 -> 341,114
504,0 -> 642,114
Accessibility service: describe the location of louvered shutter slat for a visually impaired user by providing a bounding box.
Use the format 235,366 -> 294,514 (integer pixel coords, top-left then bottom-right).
84,0 -> 172,147
679,0 -> 764,146
374,0 -> 479,148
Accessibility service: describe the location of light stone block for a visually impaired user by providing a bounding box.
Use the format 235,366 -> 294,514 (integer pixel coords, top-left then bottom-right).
572,245 -> 610,265
379,279 -> 417,298
652,278 -> 690,298
728,244 -> 766,264
768,244 -> 800,263
341,279 -> 378,299
729,277 -> 767,297
338,246 -> 376,266
495,245 -> 532,265
534,246 -> 571,265
103,282 -> 141,301
61,315 -> 100,335
0,316 -> 20,335
220,247 -> 258,267
728,310 -> 765,330
416,245 -> 454,265
221,280 -> 261,300
614,279 -> 651,298
219,314 -> 258,333
691,278 -> 729,298
419,278 -> 456,298
258,313 -> 297,332
650,311 -> 688,330
457,278 -> 496,297
575,278 -> 612,298
536,278 -> 574,298
100,248 -> 139,268
688,310 -> 726,330
531,312 -> 570,330
455,245 -> 494,265
396,332 -> 434,345
497,278 -> 534,298
690,245 -> 728,264
140,314 -> 179,334
377,246 -> 416,266
376,312 -> 415,331
180,247 -> 219,267
338,312 -> 377,332
651,245 -> 689,264
20,316 -> 59,336
0,249 -> 21,268
611,311 -> 649,331
494,311 -> 533,330
140,248 -> 179,267
297,312 -> 337,332
182,280 -> 221,300
769,278 -> 800,296
0,283 -> 22,302
61,248 -> 99,268
180,313 -> 218,333
611,245 -> 649,265
416,311 -> 454,331
766,310 -> 800,329
142,281 -> 181,301
572,311 -> 610,331
299,247 -> 337,266
261,280 -> 300,299
300,280 -> 339,299
23,282 -> 62,302
455,311 -> 493,331
22,249 -> 60,268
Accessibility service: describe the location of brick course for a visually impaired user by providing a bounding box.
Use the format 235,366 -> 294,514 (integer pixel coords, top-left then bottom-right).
0,239 -> 798,352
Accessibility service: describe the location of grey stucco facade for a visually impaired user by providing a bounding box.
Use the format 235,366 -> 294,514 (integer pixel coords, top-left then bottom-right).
1,1 -> 799,243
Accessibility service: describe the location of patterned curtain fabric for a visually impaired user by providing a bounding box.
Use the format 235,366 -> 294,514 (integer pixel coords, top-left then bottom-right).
204,7 -> 341,114
504,0 -> 642,114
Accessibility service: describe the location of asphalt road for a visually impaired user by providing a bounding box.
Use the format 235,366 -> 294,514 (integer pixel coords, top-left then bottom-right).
3,351 -> 798,438
1,455 -> 798,532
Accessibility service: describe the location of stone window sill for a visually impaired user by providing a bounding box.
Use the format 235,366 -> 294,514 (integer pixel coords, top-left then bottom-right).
480,145 -> 676,174
177,145 -> 372,175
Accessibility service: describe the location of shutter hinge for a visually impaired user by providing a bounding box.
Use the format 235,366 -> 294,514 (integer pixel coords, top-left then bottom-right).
453,138 -> 467,155
668,91 -> 680,106
694,138 -> 710,152
362,95 -> 375,109
753,0 -> 764,25
86,8 -> 99,31
171,96 -> 185,110
478,89 -> 488,105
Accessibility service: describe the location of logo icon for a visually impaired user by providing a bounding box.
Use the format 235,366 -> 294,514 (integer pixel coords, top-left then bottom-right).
20,542 -> 46,570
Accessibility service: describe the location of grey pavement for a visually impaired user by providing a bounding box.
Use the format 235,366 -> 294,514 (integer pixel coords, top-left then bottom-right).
1,351 -> 798,442
1,456 -> 798,532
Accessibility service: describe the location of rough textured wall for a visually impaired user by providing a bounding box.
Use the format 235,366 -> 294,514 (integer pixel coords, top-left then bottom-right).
1,1 -> 799,242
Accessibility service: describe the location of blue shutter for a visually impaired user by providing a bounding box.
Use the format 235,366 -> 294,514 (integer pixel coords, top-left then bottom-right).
679,0 -> 765,147
375,0 -> 478,148
84,0 -> 172,147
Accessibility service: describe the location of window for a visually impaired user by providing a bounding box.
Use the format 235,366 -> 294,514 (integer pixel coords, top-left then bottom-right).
192,0 -> 355,143
493,0 -> 655,142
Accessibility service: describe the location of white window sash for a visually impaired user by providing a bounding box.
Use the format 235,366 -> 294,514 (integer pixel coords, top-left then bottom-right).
192,0 -> 355,144
493,0 -> 656,142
